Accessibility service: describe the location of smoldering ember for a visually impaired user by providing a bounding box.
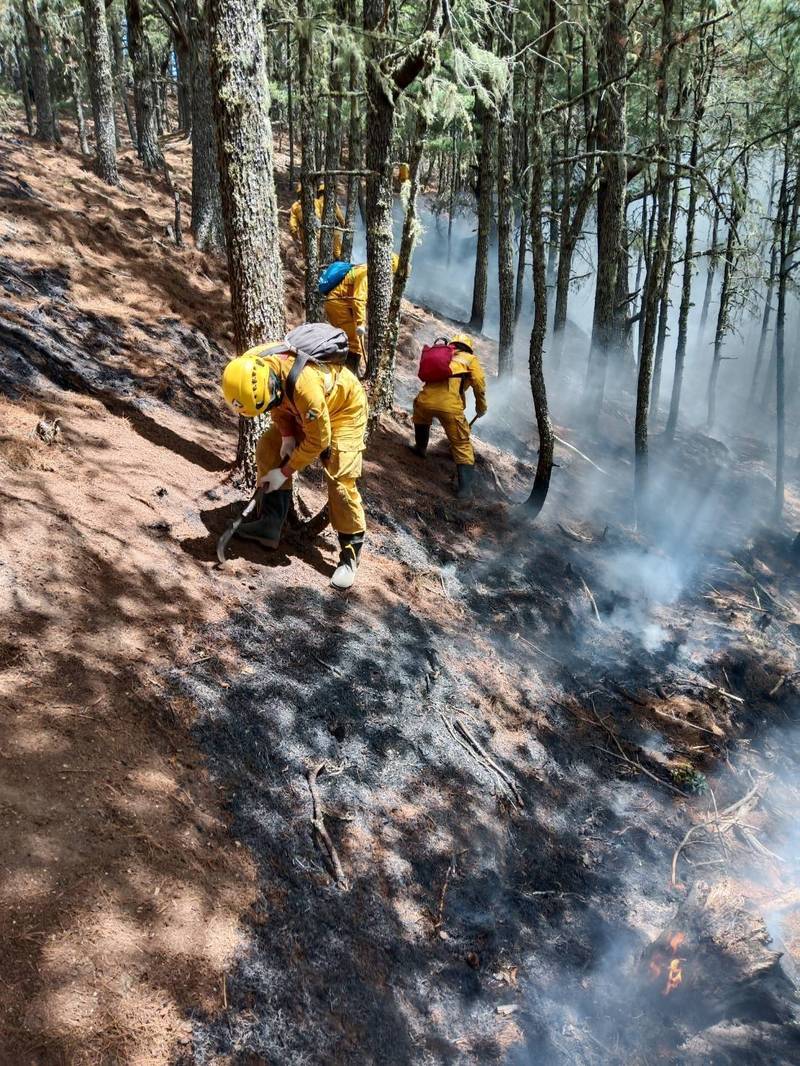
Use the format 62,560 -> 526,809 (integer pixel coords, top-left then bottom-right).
2,0 -> 800,1063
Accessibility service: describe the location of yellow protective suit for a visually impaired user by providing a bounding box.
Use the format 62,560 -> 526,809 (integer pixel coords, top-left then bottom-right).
413,349 -> 488,465
289,194 -> 345,258
324,263 -> 369,360
247,348 -> 368,534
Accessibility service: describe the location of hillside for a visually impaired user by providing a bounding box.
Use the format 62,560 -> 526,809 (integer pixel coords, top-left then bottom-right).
2,115 -> 800,1065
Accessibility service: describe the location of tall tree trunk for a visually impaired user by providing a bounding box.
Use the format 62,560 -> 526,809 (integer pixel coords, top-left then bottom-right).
698,200 -> 720,337
650,141 -> 681,418
546,132 -> 559,309
706,162 -> 748,429
446,124 -> 458,262
110,11 -> 137,148
63,36 -> 90,156
21,0 -> 58,143
515,184 -> 530,325
14,37 -> 35,136
526,0 -> 557,518
209,0 -> 286,484
383,98 -> 430,388
586,0 -> 628,407
83,0 -> 120,184
297,0 -> 321,319
342,0 -> 362,261
126,0 -> 163,171
496,6 -> 516,376
286,22 -> 295,186
774,152 -> 798,517
751,172 -> 780,397
469,99 -> 496,332
175,34 -> 192,132
189,1 -> 224,252
666,135 -> 699,438
320,12 -> 343,268
635,0 -> 673,515
364,0 -> 443,410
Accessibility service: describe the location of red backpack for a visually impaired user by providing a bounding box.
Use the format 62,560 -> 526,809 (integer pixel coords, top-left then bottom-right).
418,338 -> 455,383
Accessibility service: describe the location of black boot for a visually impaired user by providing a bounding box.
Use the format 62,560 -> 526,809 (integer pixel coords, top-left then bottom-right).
331,531 -> 364,590
237,489 -> 291,549
455,463 -> 475,501
408,424 -> 430,458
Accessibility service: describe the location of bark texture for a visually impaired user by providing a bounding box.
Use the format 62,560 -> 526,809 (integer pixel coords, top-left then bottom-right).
209,0 -> 286,482
83,0 -> 120,184
189,1 -> 224,252
634,0 -> 673,515
526,0 -> 557,518
21,0 -> 58,143
469,99 -> 496,332
126,0 -> 164,172
496,10 -> 516,377
586,0 -> 628,408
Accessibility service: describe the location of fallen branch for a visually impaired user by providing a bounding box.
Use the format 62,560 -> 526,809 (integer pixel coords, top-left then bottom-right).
671,780 -> 766,886
432,853 -> 455,933
306,763 -> 348,887
558,522 -> 592,543
440,713 -> 523,807
652,708 -> 720,737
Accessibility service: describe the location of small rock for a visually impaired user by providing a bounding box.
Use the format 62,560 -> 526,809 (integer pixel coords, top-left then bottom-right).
155,486 -> 168,498
496,1004 -> 518,1016
465,952 -> 480,970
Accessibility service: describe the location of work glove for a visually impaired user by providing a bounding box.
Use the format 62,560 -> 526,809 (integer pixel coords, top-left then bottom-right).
474,409 -> 487,420
280,435 -> 296,460
259,467 -> 288,493
355,325 -> 366,338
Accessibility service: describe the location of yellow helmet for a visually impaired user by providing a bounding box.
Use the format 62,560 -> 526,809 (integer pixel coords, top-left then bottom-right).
221,348 -> 285,418
391,253 -> 400,273
450,332 -> 474,354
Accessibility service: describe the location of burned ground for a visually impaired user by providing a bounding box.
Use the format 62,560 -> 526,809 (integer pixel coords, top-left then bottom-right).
2,117 -> 800,1065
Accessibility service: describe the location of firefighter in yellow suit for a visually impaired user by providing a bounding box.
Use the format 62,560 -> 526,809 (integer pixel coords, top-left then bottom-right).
324,255 -> 399,374
410,333 -> 488,500
289,183 -> 345,258
220,327 -> 367,590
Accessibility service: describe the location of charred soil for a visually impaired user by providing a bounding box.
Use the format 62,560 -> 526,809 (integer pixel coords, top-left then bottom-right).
2,116 -> 800,1065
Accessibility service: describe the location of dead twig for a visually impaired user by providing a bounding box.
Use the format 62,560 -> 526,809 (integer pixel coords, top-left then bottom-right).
557,522 -> 592,543
671,780 -> 766,886
432,853 -> 456,932
440,714 -> 523,807
652,709 -> 720,737
306,763 -> 348,887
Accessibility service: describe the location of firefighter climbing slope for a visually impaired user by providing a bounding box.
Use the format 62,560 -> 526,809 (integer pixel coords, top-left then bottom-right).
322,255 -> 400,374
409,333 -> 488,500
289,182 -> 345,258
221,324 -> 368,590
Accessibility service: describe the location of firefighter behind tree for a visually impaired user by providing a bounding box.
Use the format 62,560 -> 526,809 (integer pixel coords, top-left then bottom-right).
323,254 -> 400,375
289,182 -> 345,259
220,324 -> 368,590
409,333 -> 488,500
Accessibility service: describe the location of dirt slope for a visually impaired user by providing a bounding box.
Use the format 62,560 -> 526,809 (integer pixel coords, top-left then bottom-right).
2,114 -> 800,1066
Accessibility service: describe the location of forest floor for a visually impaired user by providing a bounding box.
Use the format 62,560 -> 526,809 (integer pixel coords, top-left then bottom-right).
2,112 -> 800,1065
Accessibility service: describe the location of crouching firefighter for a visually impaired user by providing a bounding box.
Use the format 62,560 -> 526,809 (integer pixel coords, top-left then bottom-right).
221,323 -> 369,590
409,333 -> 488,500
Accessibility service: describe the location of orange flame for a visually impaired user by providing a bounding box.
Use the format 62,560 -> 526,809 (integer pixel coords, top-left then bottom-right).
668,932 -> 686,952
663,957 -> 683,995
